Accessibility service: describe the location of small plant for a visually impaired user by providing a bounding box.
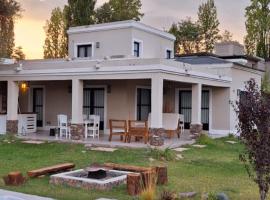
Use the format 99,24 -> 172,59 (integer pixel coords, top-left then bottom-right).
148,147 -> 176,161
196,133 -> 213,145
159,189 -> 177,200
140,172 -> 157,200
207,192 -> 218,200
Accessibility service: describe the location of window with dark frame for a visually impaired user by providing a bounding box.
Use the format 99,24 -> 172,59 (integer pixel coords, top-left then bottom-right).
134,41 -> 140,57
166,50 -> 172,59
77,44 -> 92,58
137,88 -> 151,121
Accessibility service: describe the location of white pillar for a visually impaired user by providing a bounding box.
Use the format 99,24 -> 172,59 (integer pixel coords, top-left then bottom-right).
71,79 -> 83,124
191,83 -> 202,125
150,75 -> 163,128
7,81 -> 19,120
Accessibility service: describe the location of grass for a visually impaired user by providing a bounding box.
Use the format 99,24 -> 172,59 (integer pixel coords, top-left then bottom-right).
0,135 -> 263,200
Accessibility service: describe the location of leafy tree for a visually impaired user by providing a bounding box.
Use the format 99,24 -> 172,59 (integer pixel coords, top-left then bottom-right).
95,0 -> 143,23
0,0 -> 21,58
197,0 -> 220,52
12,46 -> 25,61
43,7 -> 67,59
95,2 -> 112,24
169,18 -> 201,54
221,30 -> 233,42
245,0 -> 270,58
64,0 -> 96,27
233,79 -> 270,200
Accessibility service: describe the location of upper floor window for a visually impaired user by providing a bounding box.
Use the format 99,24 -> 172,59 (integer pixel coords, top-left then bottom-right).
77,44 -> 92,58
134,41 -> 140,57
166,49 -> 172,59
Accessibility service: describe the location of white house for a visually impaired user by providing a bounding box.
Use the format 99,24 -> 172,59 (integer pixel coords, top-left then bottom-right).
0,20 -> 263,139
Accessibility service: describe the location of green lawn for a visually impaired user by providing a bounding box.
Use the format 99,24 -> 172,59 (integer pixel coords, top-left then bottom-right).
0,135 -> 263,200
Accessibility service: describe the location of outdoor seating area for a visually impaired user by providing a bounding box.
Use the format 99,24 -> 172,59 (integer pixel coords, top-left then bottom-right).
51,113 -> 185,146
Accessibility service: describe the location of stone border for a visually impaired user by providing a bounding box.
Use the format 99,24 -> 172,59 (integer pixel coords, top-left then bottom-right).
50,169 -> 133,190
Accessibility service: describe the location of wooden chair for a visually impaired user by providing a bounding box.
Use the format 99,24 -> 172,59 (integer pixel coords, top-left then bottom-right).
109,120 -> 128,142
127,120 -> 149,144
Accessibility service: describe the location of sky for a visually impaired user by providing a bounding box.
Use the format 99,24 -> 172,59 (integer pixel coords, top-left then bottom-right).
15,0 -> 250,59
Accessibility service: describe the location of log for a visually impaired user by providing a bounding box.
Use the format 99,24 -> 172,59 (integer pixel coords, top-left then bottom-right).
27,163 -> 75,178
3,171 -> 25,186
103,163 -> 154,173
156,166 -> 168,185
127,173 -> 142,196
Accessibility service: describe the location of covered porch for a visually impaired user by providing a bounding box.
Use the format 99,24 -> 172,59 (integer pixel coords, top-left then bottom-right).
1,72 -> 231,145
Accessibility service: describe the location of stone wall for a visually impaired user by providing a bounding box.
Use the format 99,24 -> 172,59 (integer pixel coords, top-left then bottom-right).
6,120 -> 18,134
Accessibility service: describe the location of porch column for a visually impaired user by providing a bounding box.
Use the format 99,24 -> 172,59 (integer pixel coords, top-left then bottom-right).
6,81 -> 19,134
190,83 -> 203,136
71,79 -> 84,140
150,75 -> 163,129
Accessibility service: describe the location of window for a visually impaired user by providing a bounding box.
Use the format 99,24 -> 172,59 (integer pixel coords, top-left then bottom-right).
134,41 -> 140,57
77,44 -> 92,58
166,50 -> 172,59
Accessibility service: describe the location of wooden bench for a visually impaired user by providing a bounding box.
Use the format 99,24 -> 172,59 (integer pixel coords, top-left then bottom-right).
27,163 -> 75,178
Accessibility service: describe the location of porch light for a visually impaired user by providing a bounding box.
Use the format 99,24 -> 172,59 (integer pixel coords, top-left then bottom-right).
20,82 -> 28,92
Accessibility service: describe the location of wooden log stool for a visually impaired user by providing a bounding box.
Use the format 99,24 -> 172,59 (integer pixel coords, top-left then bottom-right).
127,173 -> 142,196
155,166 -> 168,185
3,171 -> 26,186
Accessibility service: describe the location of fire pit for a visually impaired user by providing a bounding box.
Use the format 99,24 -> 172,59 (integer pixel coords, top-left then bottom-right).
50,167 -> 134,190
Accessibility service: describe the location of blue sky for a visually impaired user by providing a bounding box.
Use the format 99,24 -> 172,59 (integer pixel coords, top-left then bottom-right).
15,0 -> 250,59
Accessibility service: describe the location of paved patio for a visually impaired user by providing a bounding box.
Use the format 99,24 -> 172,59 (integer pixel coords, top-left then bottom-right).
17,130 -> 195,149
0,189 -> 54,200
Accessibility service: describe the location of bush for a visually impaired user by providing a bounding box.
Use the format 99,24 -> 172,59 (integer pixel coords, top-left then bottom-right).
196,134 -> 213,145
148,147 -> 176,161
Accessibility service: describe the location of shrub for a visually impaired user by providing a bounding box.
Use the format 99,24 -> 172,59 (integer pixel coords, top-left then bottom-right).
196,133 -> 213,145
148,147 -> 176,161
233,79 -> 270,200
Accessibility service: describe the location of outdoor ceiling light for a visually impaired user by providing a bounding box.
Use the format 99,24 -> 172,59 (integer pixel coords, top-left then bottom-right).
20,81 -> 29,92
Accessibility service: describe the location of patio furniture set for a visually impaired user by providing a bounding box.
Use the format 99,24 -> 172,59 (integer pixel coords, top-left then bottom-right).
55,113 -> 185,144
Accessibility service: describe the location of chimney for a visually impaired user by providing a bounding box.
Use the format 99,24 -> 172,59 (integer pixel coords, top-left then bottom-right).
214,41 -> 245,56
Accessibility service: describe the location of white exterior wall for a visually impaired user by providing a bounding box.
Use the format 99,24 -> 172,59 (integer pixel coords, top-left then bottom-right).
68,28 -> 132,59
131,28 -> 174,59
229,67 -> 262,134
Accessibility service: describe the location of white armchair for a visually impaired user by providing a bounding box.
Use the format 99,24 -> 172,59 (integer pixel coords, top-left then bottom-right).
85,115 -> 100,139
57,114 -> 71,139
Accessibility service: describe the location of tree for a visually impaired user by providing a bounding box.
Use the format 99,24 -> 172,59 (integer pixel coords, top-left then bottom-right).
221,30 -> 233,42
169,18 -> 201,54
43,7 -> 67,59
245,0 -> 270,58
233,79 -> 270,200
0,0 -> 21,58
95,2 -> 112,24
197,0 -> 220,52
64,0 -> 96,27
95,0 -> 143,23
12,46 -> 25,61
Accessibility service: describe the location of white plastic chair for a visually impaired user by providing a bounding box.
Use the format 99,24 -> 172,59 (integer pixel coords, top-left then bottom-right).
179,114 -> 185,134
85,115 -> 100,139
57,114 -> 71,139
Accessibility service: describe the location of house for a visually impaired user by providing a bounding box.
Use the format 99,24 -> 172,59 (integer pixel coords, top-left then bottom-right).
0,20 -> 263,139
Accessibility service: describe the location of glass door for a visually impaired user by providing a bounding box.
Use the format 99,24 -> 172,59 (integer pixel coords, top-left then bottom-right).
33,88 -> 44,127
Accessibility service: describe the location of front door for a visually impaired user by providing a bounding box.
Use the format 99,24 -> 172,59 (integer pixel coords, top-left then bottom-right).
179,90 -> 209,130
137,88 -> 151,121
83,88 -> 105,130
33,88 -> 44,127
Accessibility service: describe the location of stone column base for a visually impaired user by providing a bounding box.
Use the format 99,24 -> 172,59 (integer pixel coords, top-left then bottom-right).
190,123 -> 203,138
6,120 -> 18,134
70,124 -> 84,140
149,128 -> 166,146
